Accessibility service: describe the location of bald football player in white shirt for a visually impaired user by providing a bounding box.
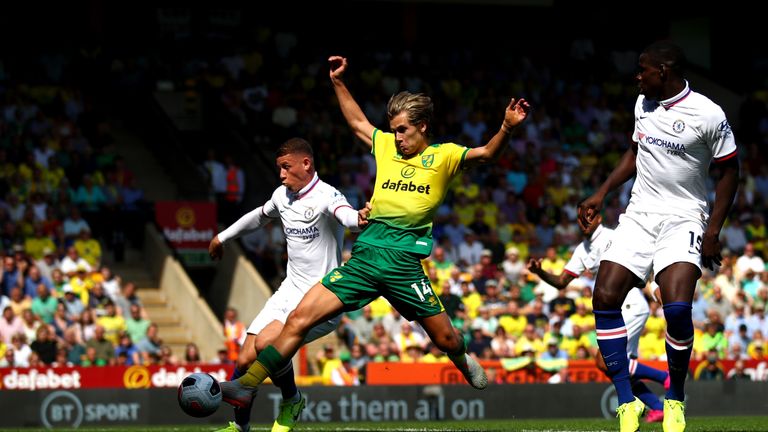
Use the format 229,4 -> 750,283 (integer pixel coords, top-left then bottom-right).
528,214 -> 668,423
579,41 -> 739,432
208,137 -> 370,432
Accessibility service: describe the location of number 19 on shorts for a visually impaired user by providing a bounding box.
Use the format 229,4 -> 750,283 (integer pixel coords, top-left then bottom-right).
411,279 -> 434,302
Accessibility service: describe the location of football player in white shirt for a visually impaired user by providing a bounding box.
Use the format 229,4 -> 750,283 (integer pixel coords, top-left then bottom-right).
579,41 -> 739,432
528,214 -> 668,423
208,137 -> 370,432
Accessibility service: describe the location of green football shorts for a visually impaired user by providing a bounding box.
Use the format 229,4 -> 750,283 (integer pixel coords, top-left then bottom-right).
321,243 -> 444,321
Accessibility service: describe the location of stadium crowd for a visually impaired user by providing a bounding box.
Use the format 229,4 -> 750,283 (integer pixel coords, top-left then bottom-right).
0,81 -> 186,369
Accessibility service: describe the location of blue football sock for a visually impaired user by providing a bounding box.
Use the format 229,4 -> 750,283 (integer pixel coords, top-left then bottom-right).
594,309 -> 634,405
632,379 -> 663,411
230,367 -> 244,381
629,358 -> 669,384
271,362 -> 299,401
663,302 -> 694,402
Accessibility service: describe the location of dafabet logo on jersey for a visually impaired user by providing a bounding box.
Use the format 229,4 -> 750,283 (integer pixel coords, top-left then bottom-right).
381,179 -> 432,194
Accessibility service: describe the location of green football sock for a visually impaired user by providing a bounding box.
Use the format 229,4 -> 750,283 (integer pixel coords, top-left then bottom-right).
238,345 -> 285,387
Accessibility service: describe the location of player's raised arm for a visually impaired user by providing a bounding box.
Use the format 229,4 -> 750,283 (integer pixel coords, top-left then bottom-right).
464,98 -> 530,167
329,56 -> 375,150
527,257 -> 575,290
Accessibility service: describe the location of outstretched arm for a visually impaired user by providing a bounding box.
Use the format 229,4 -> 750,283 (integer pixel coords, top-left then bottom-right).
464,98 -> 530,167
209,203 -> 277,259
579,142 -> 638,228
701,157 -> 740,270
527,258 -> 576,290
329,56 -> 375,150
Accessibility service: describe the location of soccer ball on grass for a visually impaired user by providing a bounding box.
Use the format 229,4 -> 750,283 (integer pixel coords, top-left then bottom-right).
177,372 -> 222,417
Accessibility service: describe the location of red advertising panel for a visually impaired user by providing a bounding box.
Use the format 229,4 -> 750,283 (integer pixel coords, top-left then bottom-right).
0,364 -> 234,391
366,359 -> 768,385
155,201 -> 217,265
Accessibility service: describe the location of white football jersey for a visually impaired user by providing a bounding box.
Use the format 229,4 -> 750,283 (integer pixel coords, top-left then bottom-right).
564,225 -> 646,310
220,174 -> 353,292
629,81 -> 737,220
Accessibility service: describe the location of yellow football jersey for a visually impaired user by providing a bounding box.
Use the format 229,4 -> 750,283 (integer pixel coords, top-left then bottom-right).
357,129 -> 468,256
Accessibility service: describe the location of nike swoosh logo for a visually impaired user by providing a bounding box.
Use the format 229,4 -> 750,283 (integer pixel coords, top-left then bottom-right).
603,352 -> 617,359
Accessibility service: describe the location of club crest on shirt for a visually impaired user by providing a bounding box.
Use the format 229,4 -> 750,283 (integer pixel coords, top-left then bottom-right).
304,208 -> 314,219
421,154 -> 434,168
672,119 -> 685,134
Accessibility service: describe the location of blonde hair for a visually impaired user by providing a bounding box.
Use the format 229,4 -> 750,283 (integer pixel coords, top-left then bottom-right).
387,92 -> 434,136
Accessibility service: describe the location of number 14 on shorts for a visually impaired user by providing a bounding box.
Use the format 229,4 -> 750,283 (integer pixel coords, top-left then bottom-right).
411,279 -> 433,302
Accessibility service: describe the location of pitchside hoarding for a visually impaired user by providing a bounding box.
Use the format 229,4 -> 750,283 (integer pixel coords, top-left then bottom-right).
1,383 -> 768,428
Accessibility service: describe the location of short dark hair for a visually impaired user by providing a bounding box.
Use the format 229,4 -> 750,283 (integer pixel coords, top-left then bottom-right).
643,40 -> 687,75
276,137 -> 313,159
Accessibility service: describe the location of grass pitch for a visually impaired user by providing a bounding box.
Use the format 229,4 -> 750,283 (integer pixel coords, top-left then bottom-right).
1,416 -> 767,431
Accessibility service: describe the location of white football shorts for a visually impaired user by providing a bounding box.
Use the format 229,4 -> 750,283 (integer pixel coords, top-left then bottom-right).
601,210 -> 704,282
247,278 -> 341,344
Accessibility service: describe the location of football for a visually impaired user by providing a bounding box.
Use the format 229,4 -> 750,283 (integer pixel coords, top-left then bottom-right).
177,372 -> 222,417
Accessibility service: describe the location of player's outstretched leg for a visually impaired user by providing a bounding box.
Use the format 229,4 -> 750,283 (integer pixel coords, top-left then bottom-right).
420,314 -> 488,389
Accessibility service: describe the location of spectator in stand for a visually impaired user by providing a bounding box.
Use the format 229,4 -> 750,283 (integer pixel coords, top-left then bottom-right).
52,347 -> 72,367
88,282 -> 111,316
99,266 -> 121,301
73,228 -> 101,269
745,213 -> 767,258
8,287 -> 31,317
735,242 -> 764,284
81,346 -> 107,367
114,281 -> 142,318
501,247 -> 526,287
20,308 -> 40,342
0,306 -> 23,344
62,207 -> 91,247
114,332 -> 141,366
23,223 -> 56,261
68,265 -> 94,306
30,325 -> 57,364
31,283 -> 57,324
85,325 -> 116,366
60,247 -> 92,278
24,266 -> 52,299
0,256 -> 22,297
125,304 -> 150,344
135,323 -> 162,363
348,305 -> 377,346
0,346 -> 15,367
698,349 -> 725,380
78,308 -> 97,343
184,342 -> 203,365
223,307 -> 246,363
32,247 -> 58,284
50,269 -> 66,297
540,338 -> 568,361
201,149 -> 228,212
721,217 -> 748,256
97,301 -> 126,345
728,359 -> 752,380
10,333 -> 31,367
50,302 -> 72,340
61,285 -> 85,320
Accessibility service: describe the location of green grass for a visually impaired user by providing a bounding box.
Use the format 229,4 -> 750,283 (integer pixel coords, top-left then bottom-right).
2,417 -> 767,431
